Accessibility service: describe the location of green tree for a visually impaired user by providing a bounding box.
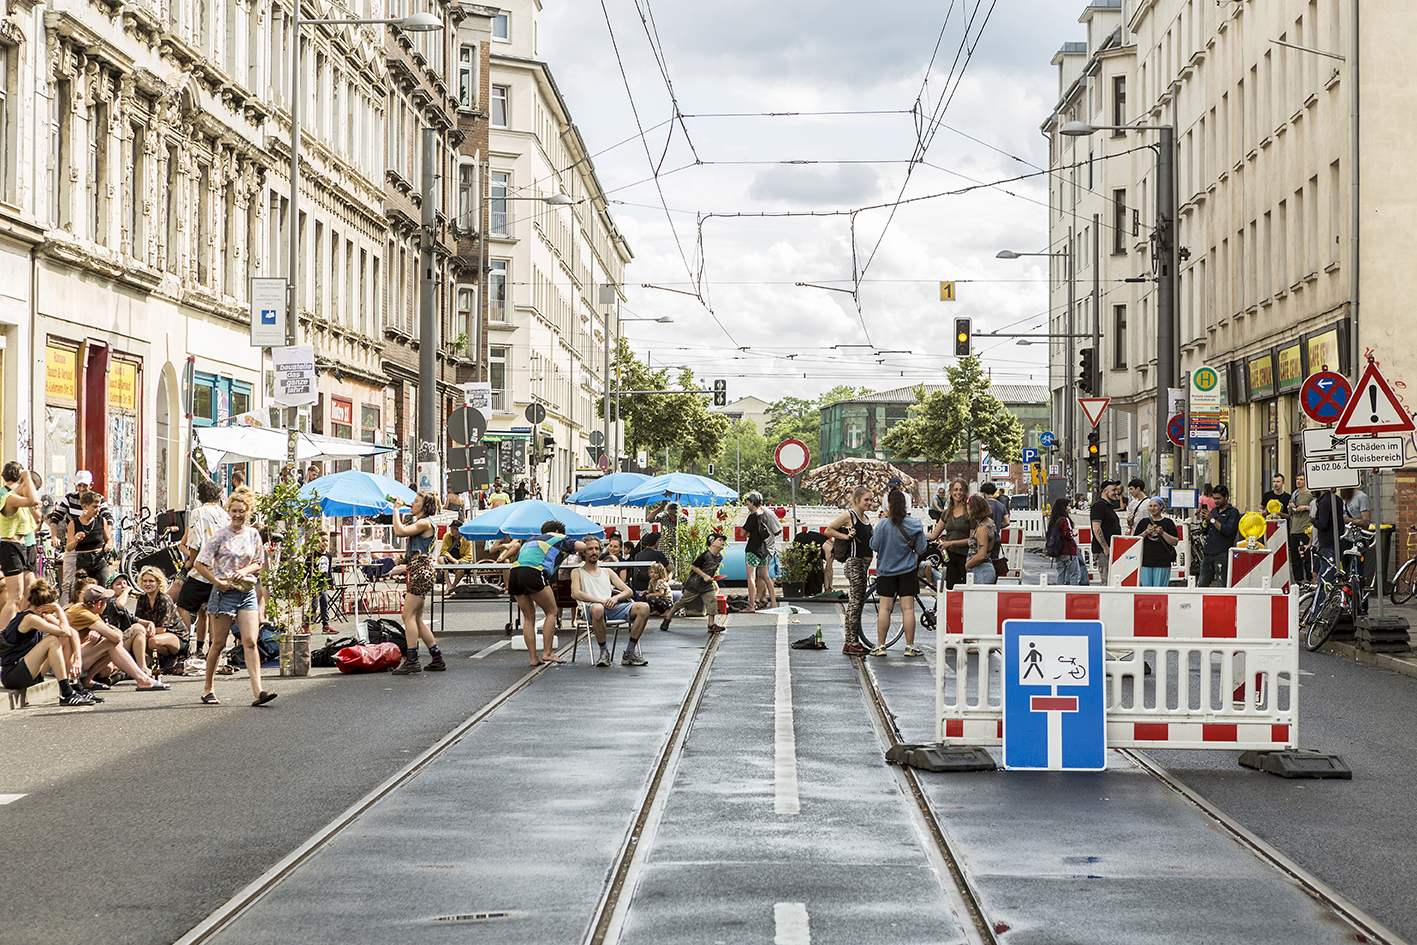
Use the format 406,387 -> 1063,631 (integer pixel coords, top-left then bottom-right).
600,339 -> 728,470
881,356 -> 1024,465
817,384 -> 875,407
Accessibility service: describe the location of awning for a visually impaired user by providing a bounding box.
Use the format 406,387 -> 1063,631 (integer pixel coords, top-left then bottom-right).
194,426 -> 395,466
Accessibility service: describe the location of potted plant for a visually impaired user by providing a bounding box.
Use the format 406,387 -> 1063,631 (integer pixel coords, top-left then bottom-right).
256,480 -> 329,676
778,541 -> 822,599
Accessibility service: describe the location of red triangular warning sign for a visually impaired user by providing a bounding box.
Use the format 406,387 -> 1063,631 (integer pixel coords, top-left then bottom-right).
1334,362 -> 1416,435
1078,397 -> 1109,427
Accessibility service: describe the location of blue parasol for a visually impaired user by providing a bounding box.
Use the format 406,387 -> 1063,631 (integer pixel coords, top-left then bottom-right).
619,472 -> 739,507
298,470 -> 416,518
565,472 -> 651,506
460,499 -> 606,540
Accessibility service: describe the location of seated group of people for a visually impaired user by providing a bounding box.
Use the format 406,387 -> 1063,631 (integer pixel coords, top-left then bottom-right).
0,567 -> 183,706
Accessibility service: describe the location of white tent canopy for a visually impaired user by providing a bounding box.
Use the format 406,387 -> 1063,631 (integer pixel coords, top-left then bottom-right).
194,426 -> 394,466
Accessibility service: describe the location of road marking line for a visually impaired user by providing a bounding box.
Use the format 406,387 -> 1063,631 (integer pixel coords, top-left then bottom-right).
774,613 -> 799,815
0,794 -> 25,805
774,902 -> 811,944
471,640 -> 511,659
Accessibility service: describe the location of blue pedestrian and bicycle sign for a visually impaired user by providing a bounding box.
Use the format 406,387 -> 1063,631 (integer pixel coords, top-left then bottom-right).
1300,371 -> 1353,424
1039,431 -> 1056,448
1003,620 -> 1106,771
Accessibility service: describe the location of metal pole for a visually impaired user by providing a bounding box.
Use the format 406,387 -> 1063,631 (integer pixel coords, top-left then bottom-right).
1092,211 -> 1102,486
614,298 -> 622,474
288,6 -> 301,347
603,294 -> 611,470
417,127 -> 438,477
1156,125 -> 1178,491
1066,228 -> 1075,481
1374,470 -> 1385,618
736,436 -> 741,492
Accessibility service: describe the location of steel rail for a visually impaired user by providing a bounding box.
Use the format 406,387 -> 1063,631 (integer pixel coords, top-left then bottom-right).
583,632 -> 723,945
172,632 -> 591,945
852,655 -> 999,945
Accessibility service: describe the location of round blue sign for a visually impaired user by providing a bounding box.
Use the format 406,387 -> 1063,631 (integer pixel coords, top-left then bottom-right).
1300,371 -> 1352,424
1040,431 -> 1057,448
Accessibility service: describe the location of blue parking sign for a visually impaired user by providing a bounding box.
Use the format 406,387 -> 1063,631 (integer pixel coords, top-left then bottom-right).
1003,620 -> 1106,770
1022,447 -> 1038,465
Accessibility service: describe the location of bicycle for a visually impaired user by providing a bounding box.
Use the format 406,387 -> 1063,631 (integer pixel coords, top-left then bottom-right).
1388,525 -> 1417,605
1298,523 -> 1375,651
862,553 -> 941,651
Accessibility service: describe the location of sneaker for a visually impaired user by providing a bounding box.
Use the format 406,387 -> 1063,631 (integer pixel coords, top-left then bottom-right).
869,646 -> 888,657
391,654 -> 422,675
426,655 -> 446,672
658,618 -> 672,632
621,650 -> 648,667
595,649 -> 611,668
60,690 -> 95,706
903,646 -> 924,658
74,685 -> 105,703
842,641 -> 870,656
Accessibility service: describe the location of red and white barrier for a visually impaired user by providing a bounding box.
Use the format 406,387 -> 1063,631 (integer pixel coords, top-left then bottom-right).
937,584 -> 1298,751
1227,522 -> 1291,591
1108,536 -> 1143,586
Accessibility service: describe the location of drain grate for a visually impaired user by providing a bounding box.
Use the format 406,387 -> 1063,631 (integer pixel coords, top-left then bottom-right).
434,912 -> 518,922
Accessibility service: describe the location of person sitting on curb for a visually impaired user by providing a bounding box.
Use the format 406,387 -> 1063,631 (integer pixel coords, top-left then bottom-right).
0,579 -> 93,705
67,583 -> 169,694
659,532 -> 726,634
572,536 -> 651,667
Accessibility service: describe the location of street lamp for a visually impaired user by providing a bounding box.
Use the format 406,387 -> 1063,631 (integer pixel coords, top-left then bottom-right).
1060,119 -> 1177,491
997,247 -> 1076,471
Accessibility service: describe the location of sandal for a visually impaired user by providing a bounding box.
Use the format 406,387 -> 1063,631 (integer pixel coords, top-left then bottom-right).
252,690 -> 278,707
136,682 -> 172,691
201,692 -> 220,705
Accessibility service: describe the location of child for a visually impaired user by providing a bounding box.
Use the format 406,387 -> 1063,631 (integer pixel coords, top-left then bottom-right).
659,533 -> 726,634
644,562 -> 672,615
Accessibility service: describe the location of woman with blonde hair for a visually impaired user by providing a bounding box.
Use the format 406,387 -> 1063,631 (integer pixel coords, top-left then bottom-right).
392,491 -> 443,675
134,566 -> 189,674
962,494 -> 999,586
929,479 -> 971,589
194,492 -> 273,706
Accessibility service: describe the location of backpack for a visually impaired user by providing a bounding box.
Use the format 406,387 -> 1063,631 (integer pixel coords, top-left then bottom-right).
227,623 -> 282,667
364,617 -> 408,646
1044,519 -> 1063,558
311,635 -> 359,668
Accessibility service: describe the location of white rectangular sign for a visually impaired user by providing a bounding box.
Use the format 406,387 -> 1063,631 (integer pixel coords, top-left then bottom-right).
271,345 -> 317,407
1302,427 -> 1343,458
463,381 -> 492,411
249,278 -> 287,347
1018,634 -> 1090,685
1346,436 -> 1406,469
1305,459 -> 1361,490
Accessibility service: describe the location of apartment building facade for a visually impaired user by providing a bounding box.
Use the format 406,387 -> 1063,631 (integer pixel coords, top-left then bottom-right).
486,0 -> 631,498
1044,0 -> 1417,513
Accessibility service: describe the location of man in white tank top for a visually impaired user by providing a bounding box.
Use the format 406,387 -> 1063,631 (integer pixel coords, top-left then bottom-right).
571,536 -> 651,668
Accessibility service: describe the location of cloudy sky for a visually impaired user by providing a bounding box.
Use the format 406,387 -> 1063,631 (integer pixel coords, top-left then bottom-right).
538,0 -> 1084,402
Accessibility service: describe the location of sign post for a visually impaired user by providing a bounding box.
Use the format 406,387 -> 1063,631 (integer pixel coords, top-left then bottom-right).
1003,619 -> 1106,770
774,438 -> 811,535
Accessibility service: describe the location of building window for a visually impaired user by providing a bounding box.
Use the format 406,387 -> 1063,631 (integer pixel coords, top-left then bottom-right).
456,286 -> 475,351
0,44 -> 10,202
489,259 -> 507,321
331,397 -> 354,439
1112,75 -> 1126,128
492,11 -> 509,41
457,162 -> 475,229
489,172 -> 508,235
1112,189 -> 1127,254
491,85 -> 509,128
360,405 -> 379,473
1113,305 -> 1127,369
457,45 -> 476,109
490,346 -> 507,411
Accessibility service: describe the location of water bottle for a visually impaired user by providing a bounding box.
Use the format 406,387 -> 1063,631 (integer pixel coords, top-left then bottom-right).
815,625 -> 822,646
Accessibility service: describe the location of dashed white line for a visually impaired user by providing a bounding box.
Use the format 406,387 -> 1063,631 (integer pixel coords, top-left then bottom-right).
774,613 -> 800,815
774,901 -> 811,944
471,640 -> 511,659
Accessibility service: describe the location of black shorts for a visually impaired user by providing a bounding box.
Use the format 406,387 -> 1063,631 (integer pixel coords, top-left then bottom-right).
176,577 -> 214,613
876,571 -> 920,599
1,657 -> 42,691
507,566 -> 547,597
0,542 -> 27,577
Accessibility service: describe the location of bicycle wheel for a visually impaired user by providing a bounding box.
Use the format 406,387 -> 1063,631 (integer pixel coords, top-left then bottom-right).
862,582 -> 907,650
1391,558 -> 1417,606
1301,586 -> 1342,651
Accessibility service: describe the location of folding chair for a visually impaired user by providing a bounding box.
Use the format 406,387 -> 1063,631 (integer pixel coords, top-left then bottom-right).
570,604 -> 630,663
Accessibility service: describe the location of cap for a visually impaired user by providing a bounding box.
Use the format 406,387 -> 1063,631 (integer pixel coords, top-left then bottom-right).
75,471 -> 94,485
80,585 -> 113,605
106,573 -> 133,588
888,476 -> 902,487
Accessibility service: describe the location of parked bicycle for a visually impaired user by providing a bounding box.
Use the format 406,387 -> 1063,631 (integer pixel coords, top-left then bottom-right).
1298,523 -> 1376,651
1388,525 -> 1417,605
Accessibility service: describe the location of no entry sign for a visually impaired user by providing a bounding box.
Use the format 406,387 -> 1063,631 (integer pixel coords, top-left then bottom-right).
774,438 -> 811,476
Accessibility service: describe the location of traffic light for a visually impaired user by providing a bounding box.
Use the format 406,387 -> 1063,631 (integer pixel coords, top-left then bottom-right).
1087,429 -> 1100,462
713,379 -> 726,407
1079,347 -> 1097,394
953,317 -> 972,357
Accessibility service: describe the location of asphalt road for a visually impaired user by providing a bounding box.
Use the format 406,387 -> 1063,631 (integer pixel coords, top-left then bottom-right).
0,598 -> 531,945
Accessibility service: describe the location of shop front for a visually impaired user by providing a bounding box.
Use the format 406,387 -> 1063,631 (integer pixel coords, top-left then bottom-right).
43,339 -> 144,512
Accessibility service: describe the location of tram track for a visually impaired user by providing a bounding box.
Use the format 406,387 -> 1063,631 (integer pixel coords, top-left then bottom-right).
173,632 -> 593,945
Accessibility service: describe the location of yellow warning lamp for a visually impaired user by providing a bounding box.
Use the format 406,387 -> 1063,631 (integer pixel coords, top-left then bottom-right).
1265,499 -> 1283,519
1239,511 -> 1268,550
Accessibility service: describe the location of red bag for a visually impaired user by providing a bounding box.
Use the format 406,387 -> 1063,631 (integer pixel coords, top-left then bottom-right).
335,642 -> 404,673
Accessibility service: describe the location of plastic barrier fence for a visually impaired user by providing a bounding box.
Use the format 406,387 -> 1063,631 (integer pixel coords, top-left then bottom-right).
935,585 -> 1298,751
1228,522 -> 1291,590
